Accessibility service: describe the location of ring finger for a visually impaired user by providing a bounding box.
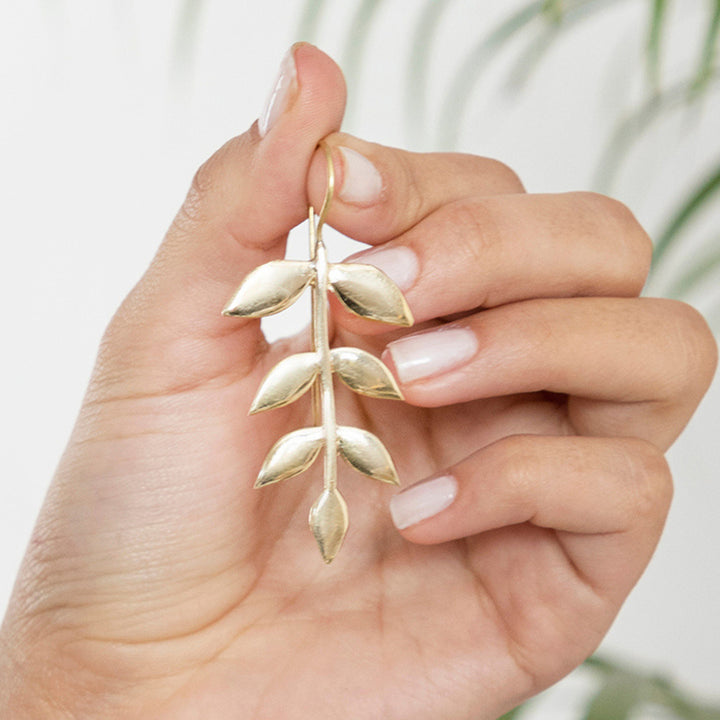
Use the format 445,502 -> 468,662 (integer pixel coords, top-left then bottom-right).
382,297 -> 717,449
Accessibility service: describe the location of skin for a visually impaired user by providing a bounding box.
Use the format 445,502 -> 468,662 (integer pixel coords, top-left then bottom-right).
0,45 -> 716,720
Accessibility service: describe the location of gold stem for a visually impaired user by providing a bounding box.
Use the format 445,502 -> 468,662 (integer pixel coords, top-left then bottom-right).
313,232 -> 337,491
310,140 -> 337,489
309,207 -> 321,428
316,139 -> 335,236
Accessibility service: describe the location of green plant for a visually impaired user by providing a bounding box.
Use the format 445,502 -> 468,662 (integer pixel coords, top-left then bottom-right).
500,656 -> 720,719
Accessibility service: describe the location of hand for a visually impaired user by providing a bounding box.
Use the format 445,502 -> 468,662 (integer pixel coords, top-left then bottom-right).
0,44 -> 716,720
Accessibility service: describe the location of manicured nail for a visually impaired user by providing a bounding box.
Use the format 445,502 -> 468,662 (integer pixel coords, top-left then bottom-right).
338,146 -> 383,205
350,246 -> 419,292
386,327 -> 478,384
259,47 -> 297,138
390,475 -> 458,530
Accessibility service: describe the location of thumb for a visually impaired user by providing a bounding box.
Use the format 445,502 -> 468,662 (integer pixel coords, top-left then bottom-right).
97,44 -> 346,398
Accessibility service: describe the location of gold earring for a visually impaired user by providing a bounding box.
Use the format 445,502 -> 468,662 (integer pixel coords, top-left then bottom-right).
222,140 -> 413,563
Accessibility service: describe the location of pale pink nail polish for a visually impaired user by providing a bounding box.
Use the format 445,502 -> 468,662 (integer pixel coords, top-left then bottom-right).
390,475 -> 458,529
352,246 -> 419,292
259,47 -> 297,137
338,146 -> 383,204
387,327 -> 478,384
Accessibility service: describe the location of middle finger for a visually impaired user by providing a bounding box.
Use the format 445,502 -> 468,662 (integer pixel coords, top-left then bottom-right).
351,191 -> 652,327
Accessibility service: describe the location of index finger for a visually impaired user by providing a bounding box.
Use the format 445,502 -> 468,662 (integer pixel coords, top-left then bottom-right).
306,132 -> 525,245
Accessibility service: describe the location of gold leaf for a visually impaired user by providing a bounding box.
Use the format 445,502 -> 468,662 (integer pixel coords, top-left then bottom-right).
330,347 -> 403,400
222,260 -> 313,318
328,263 -> 413,326
336,426 -> 399,486
308,487 -> 348,564
250,353 -> 321,414
255,427 -> 324,488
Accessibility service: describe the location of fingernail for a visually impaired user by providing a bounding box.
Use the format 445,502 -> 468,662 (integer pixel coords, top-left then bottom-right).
259,47 -> 297,138
390,475 -> 458,530
386,327 -> 478,384
338,146 -> 383,205
350,246 -> 419,292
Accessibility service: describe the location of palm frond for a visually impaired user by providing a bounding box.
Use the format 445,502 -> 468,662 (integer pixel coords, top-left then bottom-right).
506,655 -> 720,720
341,0 -> 385,124
541,0 -> 566,23
498,705 -> 526,719
405,0 -> 456,145
504,20 -> 562,90
692,0 -> 720,92
297,0 -> 330,41
647,0 -> 669,90
438,0 -> 622,148
505,0 -> 625,89
584,657 -> 720,720
653,160 -> 720,270
580,673 -> 643,720
667,237 -> 720,298
173,0 -> 204,74
594,71 -> 720,191
437,0 -> 544,148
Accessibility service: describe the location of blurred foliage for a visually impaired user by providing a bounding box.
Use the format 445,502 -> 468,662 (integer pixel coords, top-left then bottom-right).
499,656 -> 720,719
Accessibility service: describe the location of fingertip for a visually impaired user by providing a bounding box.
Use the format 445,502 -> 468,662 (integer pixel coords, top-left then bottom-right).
389,474 -> 460,544
251,44 -> 347,216
293,43 -> 347,120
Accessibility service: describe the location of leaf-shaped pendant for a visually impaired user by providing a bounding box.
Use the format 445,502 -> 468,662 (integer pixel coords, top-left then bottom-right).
223,140 -> 414,563
309,487 -> 349,564
250,353 -> 320,414
255,427 -> 325,487
331,347 -> 403,400
337,426 -> 399,486
222,260 -> 313,318
328,263 -> 413,326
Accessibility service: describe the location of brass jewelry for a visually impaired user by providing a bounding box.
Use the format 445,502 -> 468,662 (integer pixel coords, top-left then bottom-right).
222,141 -> 413,563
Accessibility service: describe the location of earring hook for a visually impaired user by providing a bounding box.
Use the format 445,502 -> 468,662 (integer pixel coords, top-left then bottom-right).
316,140 -> 335,238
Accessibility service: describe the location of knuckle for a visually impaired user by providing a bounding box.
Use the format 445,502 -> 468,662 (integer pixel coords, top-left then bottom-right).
625,234 -> 653,294
623,229 -> 653,294
660,300 -> 719,398
178,136 -> 246,227
478,157 -> 525,193
394,149 -> 427,221
442,198 -> 505,307
576,191 -> 632,225
512,298 -> 557,357
449,197 -> 500,262
496,435 -> 536,504
183,152 -> 223,224
621,440 -> 673,525
190,155 -> 218,202
575,192 -> 653,293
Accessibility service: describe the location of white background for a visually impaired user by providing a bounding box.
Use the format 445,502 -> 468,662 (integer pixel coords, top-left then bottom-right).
1,0 -> 718,712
